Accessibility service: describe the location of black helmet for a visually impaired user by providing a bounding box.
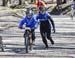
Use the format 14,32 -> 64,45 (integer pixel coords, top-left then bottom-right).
26,10 -> 33,17
39,6 -> 46,11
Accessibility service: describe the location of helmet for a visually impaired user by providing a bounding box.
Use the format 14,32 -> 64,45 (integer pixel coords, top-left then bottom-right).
39,6 -> 46,11
26,10 -> 33,17
26,7 -> 32,11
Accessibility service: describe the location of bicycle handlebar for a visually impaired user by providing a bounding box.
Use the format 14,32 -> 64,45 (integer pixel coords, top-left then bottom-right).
25,27 -> 31,30
22,27 -> 31,31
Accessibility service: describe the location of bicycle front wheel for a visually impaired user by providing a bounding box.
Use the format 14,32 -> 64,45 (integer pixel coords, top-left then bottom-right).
24,36 -> 29,53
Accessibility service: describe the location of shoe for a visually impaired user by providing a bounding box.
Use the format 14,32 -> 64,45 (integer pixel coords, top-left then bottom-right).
51,41 -> 54,45
45,46 -> 49,49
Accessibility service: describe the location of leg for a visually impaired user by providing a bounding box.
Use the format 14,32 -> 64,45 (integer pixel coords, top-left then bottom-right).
31,29 -> 35,45
47,33 -> 54,45
31,29 -> 35,42
46,27 -> 54,45
40,32 -> 48,48
40,22 -> 48,48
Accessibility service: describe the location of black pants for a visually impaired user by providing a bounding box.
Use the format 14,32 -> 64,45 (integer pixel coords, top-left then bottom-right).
31,29 -> 35,41
40,20 -> 54,47
24,29 -> 35,42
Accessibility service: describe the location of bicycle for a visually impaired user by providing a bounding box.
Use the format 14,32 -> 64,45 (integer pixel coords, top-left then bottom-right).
23,27 -> 32,53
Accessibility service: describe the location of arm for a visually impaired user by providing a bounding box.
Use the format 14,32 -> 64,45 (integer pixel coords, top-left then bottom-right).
48,14 -> 56,33
19,18 -> 26,29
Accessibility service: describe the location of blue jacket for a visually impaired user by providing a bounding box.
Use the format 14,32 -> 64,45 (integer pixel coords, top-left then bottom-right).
19,16 -> 38,29
36,11 -> 51,21
36,11 -> 55,30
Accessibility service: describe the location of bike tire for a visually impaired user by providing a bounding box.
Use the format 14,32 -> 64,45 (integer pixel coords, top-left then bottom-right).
25,36 -> 29,53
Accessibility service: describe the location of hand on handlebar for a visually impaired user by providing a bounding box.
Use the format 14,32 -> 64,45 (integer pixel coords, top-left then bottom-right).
18,26 -> 31,30
25,27 -> 31,30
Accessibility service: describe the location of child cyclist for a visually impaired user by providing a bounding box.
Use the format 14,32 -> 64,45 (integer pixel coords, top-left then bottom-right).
18,9 -> 38,44
36,6 -> 56,48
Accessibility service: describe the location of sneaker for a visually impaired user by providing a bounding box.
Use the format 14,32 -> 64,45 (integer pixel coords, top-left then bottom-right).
51,41 -> 54,45
45,46 -> 49,49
